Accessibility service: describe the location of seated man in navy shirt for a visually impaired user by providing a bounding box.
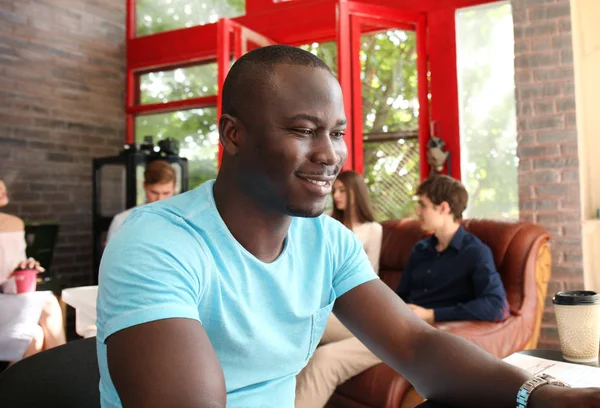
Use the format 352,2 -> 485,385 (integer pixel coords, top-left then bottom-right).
397,175 -> 509,324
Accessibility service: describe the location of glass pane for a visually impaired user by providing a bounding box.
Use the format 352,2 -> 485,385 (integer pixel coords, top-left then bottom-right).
300,42 -> 337,75
361,30 -> 419,220
140,64 -> 218,105
136,108 -> 219,189
136,0 -> 246,37
456,2 -> 518,219
361,30 -> 418,134
364,137 -> 419,220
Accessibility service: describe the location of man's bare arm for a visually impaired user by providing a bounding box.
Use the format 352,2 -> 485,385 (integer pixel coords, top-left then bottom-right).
107,318 -> 226,408
334,279 -> 600,408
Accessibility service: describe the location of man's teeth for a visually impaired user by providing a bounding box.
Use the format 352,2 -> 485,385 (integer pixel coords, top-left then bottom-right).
307,179 -> 327,186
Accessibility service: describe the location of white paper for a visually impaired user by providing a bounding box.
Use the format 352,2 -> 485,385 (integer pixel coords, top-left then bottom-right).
503,353 -> 600,388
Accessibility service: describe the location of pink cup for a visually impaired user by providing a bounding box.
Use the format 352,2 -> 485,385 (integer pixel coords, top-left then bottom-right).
12,269 -> 38,293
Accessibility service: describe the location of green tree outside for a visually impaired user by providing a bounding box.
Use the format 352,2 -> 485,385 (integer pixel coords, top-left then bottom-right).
134,1 -> 517,221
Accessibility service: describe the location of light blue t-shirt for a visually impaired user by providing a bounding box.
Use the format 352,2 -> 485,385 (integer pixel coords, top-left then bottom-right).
96,180 -> 377,408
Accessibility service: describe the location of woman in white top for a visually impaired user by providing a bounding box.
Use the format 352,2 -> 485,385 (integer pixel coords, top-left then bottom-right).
330,170 -> 383,272
0,179 -> 65,363
296,170 -> 383,408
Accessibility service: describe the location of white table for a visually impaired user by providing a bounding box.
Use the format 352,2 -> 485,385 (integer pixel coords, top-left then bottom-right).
61,286 -> 98,338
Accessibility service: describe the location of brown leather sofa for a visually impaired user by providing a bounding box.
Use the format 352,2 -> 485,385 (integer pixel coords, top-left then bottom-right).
327,218 -> 552,408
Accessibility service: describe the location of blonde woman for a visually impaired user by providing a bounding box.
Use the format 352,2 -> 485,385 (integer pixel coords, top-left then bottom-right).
0,179 -> 65,363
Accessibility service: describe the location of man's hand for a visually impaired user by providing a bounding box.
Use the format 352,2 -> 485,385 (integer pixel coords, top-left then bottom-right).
408,304 -> 435,324
529,384 -> 600,408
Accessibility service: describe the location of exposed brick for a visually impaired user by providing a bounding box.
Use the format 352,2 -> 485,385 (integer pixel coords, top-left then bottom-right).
552,35 -> 573,50
515,52 -> 560,69
563,225 -> 582,238
533,100 -> 555,115
538,212 -> 581,224
563,252 -> 583,264
562,82 -> 575,96
518,116 -> 563,131
513,22 -> 557,39
515,70 -> 532,83
528,4 -> 572,22
512,9 -> 528,25
561,170 -> 579,183
537,129 -> 577,143
536,183 -> 578,197
533,157 -> 579,169
552,265 -> 584,279
559,19 -> 571,33
519,212 -> 536,223
565,113 -> 577,128
0,0 -> 125,289
519,144 -> 560,158
518,131 -> 536,145
519,158 -> 534,171
518,102 -> 533,116
519,171 -> 560,184
520,198 -> 559,211
520,83 -> 562,100
556,97 -> 576,112
534,67 -> 574,81
514,41 -> 530,55
564,280 -> 586,291
531,38 -> 552,51
559,143 -> 578,155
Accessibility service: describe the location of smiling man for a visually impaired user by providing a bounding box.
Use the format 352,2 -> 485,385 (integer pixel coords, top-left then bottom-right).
96,45 -> 600,408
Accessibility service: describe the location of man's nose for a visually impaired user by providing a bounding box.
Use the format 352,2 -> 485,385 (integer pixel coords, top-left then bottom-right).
312,134 -> 345,166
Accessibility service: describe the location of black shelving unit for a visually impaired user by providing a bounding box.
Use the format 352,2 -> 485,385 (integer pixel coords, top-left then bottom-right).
91,143 -> 188,283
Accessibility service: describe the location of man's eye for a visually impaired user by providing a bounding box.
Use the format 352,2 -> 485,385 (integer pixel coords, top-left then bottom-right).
331,131 -> 346,139
293,128 -> 313,135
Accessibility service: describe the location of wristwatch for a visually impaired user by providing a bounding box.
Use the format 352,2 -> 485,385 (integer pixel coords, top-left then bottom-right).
516,373 -> 570,408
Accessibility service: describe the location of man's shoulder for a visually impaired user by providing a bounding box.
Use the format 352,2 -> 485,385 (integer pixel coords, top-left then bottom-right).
461,229 -> 489,248
413,236 -> 433,252
135,181 -> 214,221
114,207 -> 135,222
114,183 -> 215,247
460,229 -> 493,258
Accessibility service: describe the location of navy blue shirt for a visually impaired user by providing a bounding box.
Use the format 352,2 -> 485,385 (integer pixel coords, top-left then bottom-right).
396,226 -> 508,322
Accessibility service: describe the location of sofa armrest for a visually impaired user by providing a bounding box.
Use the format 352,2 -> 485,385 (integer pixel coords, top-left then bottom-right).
524,241 -> 551,350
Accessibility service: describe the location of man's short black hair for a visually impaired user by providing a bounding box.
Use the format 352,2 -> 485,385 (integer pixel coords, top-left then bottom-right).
221,45 -> 333,118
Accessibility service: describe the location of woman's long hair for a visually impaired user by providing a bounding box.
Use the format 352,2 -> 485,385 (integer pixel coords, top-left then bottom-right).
331,171 -> 376,229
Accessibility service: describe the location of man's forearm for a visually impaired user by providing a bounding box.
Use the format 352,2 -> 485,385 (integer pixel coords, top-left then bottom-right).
398,329 -> 529,408
434,295 -> 507,322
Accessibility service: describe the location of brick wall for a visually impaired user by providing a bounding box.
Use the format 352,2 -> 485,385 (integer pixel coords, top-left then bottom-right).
0,1 -> 125,289
512,0 -> 582,348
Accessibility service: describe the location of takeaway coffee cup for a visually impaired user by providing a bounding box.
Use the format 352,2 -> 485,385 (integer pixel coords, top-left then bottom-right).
553,290 -> 600,363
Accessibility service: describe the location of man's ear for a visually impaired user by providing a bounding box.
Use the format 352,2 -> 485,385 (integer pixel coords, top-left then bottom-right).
219,114 -> 243,156
439,201 -> 451,216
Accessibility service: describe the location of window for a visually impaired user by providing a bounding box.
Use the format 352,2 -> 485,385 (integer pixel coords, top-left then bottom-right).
302,32 -> 420,220
136,0 -> 246,37
140,64 -> 218,105
135,108 -> 219,190
456,2 -> 518,219
361,30 -> 419,220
